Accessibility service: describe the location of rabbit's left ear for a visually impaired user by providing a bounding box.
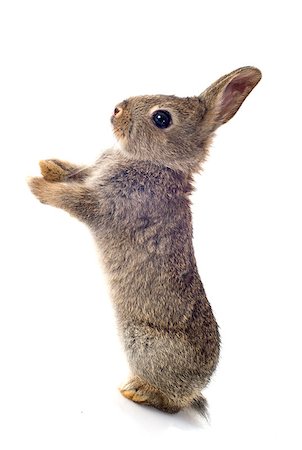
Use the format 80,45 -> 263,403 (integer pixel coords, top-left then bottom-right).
200,66 -> 262,129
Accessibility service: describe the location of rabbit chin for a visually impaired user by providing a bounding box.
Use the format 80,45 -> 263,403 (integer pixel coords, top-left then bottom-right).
113,139 -> 124,151
113,135 -> 131,157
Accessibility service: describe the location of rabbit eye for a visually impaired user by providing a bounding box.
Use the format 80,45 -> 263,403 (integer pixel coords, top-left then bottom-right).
152,110 -> 172,129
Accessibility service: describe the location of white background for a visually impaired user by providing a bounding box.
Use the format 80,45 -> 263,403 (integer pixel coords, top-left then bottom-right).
0,1 -> 301,449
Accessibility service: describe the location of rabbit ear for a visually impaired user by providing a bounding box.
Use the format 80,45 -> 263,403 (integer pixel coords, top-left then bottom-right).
200,67 -> 261,129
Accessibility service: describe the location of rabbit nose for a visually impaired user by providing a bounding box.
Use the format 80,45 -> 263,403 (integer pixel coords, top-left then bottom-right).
114,106 -> 123,118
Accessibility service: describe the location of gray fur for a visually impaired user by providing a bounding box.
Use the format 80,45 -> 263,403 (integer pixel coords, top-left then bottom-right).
28,66 -> 261,414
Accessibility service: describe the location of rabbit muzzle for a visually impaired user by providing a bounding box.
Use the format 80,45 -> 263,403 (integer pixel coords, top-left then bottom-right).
111,101 -> 132,145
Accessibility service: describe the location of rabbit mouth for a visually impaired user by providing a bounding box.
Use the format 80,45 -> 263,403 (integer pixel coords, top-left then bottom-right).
112,126 -> 128,146
112,120 -> 133,147
113,126 -> 125,140
111,100 -> 133,146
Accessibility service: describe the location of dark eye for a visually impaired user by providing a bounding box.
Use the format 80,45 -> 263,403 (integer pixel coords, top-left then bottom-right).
152,110 -> 172,129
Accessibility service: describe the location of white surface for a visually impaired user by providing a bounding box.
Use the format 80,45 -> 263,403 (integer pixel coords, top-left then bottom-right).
0,1 -> 301,449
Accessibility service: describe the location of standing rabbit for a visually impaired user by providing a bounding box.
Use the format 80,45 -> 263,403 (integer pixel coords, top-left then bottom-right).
28,66 -> 261,415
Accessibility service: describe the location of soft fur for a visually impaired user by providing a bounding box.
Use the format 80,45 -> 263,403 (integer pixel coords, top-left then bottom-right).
28,66 -> 261,415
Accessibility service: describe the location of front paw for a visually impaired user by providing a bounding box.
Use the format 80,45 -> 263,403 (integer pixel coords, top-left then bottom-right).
39,159 -> 70,182
28,176 -> 52,204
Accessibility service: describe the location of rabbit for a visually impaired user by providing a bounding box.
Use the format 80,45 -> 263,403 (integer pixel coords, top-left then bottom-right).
28,66 -> 261,415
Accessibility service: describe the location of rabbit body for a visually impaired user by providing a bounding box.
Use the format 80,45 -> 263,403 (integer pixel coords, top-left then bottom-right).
91,150 -> 220,413
29,67 -> 261,414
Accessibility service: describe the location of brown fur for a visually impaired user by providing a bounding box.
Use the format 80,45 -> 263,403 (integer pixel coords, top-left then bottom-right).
28,67 -> 261,415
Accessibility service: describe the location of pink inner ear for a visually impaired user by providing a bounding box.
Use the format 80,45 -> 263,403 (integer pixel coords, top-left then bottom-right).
229,80 -> 249,94
221,76 -> 252,110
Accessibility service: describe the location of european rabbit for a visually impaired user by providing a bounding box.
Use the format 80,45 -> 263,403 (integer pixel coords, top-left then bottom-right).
28,66 -> 261,415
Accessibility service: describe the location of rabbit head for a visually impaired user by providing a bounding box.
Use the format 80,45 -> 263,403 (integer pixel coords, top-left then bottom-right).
111,66 -> 261,172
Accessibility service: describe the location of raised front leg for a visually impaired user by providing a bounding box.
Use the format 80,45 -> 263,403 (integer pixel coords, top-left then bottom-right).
39,159 -> 91,182
28,176 -> 99,224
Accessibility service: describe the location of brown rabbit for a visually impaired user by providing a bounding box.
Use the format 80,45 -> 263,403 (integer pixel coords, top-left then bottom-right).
28,67 -> 261,415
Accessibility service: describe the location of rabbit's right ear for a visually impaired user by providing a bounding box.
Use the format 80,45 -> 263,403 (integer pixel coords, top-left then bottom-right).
199,66 -> 261,131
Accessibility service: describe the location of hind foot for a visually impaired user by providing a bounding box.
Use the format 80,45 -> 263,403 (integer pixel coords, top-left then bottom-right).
120,377 -> 180,414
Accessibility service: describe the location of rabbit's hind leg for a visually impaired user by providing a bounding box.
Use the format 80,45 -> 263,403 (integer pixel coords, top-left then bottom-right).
120,376 -> 180,414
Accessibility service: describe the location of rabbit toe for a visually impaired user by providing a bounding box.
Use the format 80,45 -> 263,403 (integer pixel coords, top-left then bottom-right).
39,160 -> 68,182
